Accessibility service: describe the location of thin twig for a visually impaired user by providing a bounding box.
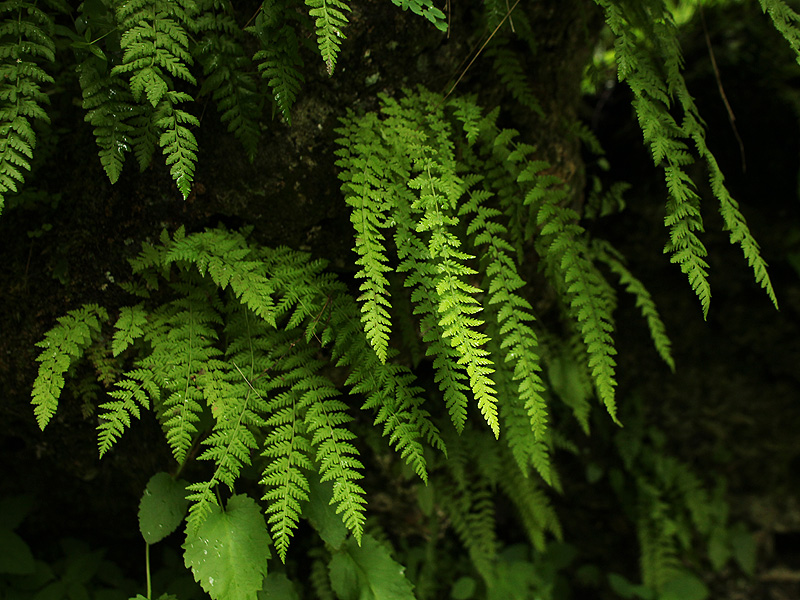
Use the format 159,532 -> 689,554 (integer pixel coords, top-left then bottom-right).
443,0 -> 521,101
700,5 -> 746,173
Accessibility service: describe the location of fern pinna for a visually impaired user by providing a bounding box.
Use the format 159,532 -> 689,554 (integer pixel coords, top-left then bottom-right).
0,1 -> 57,214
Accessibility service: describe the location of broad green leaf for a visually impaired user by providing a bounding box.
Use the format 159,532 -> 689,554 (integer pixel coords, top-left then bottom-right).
257,573 -> 300,600
707,527 -> 730,571
729,522 -> 757,575
658,572 -> 709,600
304,476 -> 347,550
0,495 -> 33,530
451,577 -> 476,599
0,529 -> 35,574
138,472 -> 189,545
329,534 -> 415,600
184,494 -> 271,600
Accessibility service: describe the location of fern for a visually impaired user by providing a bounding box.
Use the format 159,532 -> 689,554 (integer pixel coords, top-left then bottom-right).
305,0 -> 351,75
112,0 -> 200,199
388,0 -> 447,32
760,0 -> 800,65
32,305 -> 108,430
336,111 -> 395,363
0,1 -> 56,213
193,1 -> 262,160
78,58 -> 137,184
249,0 -> 305,124
591,239 -> 675,372
597,0 -> 778,315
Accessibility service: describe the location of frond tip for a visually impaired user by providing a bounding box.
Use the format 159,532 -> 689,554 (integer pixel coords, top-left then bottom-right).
32,304 -> 108,430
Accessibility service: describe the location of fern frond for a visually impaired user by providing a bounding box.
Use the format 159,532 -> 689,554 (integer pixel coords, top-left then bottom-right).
521,162 -> 619,422
153,281 -> 224,463
32,304 -> 108,429
78,58 -> 137,184
332,294 -> 445,480
335,111 -> 396,363
249,0 -> 305,124
305,0 -> 350,75
113,0 -> 200,197
596,0 -> 712,316
759,0 -> 800,65
388,0 -> 447,31
0,1 -> 55,212
460,173 -> 549,456
112,303 -> 148,356
304,380 -> 366,542
114,0 -> 197,105
157,226 -> 278,326
98,363 -> 161,456
154,91 -> 200,199
406,127 -> 499,437
193,1 -> 262,160
591,240 -> 675,371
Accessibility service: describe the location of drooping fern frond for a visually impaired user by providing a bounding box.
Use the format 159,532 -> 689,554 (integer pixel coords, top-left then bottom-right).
113,0 -> 200,199
305,0 -> 350,75
479,123 -> 620,423
597,0 -> 778,314
0,1 -> 56,213
759,0 -> 800,65
459,170 -> 551,479
331,293 -> 445,479
77,57 -> 137,184
32,304 -> 108,429
336,111 -> 396,363
249,0 -> 305,123
192,1 -> 262,160
591,239 -> 675,372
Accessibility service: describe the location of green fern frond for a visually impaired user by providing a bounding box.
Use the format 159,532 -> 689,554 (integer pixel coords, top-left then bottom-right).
112,303 -> 148,356
336,111 -> 396,363
304,380 -> 366,542
592,240 -> 675,372
461,174 -> 549,448
388,0 -> 447,32
98,363 -> 161,456
154,92 -> 200,199
249,0 -> 305,124
305,0 -> 350,75
0,1 -> 55,213
759,0 -> 800,65
113,0 -> 200,198
157,283 -> 224,463
158,226 -> 278,326
193,1 -> 262,160
78,58 -> 137,184
335,298 -> 444,480
31,304 -> 108,430
261,378 -> 314,560
596,0 -> 712,316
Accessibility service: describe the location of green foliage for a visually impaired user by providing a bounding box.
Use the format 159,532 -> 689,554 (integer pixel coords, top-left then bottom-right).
139,472 -> 190,545
21,0 -> 794,598
595,0 -> 778,316
0,1 -> 56,214
183,495 -> 271,600
248,0 -> 305,124
328,534 -> 416,600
